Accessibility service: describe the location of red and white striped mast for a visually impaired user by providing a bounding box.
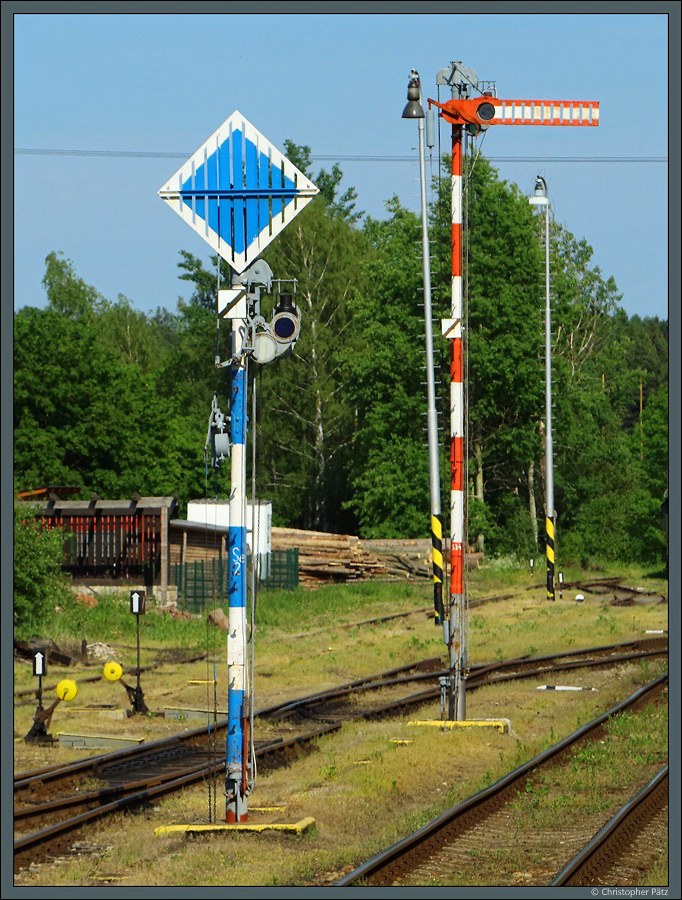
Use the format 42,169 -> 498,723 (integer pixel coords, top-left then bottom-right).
430,62 -> 599,721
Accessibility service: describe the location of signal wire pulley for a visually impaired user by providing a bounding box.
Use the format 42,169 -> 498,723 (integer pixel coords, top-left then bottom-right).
206,392 -> 230,470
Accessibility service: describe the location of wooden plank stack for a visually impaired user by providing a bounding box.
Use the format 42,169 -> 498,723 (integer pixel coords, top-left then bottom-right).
271,528 -> 432,588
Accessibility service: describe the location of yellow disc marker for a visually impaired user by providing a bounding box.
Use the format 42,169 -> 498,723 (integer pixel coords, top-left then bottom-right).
55,679 -> 78,702
103,662 -> 123,682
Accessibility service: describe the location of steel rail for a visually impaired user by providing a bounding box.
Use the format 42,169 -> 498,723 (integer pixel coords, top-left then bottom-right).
334,673 -> 668,886
549,766 -> 669,886
13,728 -> 328,869
262,645 -> 667,721
14,762 -> 214,822
14,666 -> 667,872
13,660 -> 441,794
15,638 -> 667,795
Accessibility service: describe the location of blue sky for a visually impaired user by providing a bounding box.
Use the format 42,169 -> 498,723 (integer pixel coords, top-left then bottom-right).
12,7 -> 673,321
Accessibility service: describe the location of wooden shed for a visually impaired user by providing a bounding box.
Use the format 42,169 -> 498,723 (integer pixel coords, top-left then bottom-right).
169,518 -> 228,567
29,495 -> 178,600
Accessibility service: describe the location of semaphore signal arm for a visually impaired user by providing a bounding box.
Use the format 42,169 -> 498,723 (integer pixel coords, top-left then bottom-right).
429,95 -> 599,128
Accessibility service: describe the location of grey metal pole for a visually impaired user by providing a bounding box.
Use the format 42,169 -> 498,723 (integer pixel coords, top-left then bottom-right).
543,186 -> 555,601
404,71 -> 444,627
544,193 -> 554,522
418,106 -> 445,627
530,176 -> 555,601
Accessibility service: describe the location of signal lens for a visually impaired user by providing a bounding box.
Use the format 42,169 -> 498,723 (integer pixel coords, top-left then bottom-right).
476,101 -> 496,121
272,314 -> 297,340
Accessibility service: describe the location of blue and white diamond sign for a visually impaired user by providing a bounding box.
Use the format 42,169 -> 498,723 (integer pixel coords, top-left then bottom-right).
158,111 -> 318,273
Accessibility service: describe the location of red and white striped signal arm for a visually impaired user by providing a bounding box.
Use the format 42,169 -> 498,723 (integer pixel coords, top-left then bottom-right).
429,96 -> 599,127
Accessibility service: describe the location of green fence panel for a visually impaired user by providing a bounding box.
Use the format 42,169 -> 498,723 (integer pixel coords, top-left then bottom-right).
262,548 -> 299,591
173,550 -> 298,612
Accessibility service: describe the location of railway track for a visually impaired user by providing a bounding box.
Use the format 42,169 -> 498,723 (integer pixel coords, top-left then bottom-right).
334,673 -> 668,887
14,638 -> 667,875
14,636 -> 666,794
550,766 -> 668,886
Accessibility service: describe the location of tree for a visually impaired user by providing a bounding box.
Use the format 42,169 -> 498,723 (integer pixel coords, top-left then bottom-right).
450,157 -> 545,555
14,255 -> 194,502
177,250 -> 228,311
342,197 -> 436,537
14,502 -> 73,637
258,196 -> 366,530
282,140 -> 363,225
639,382 -> 668,500
550,224 -> 622,379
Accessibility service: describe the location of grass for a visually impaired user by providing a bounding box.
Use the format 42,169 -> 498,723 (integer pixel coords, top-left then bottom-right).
13,559 -> 669,887
16,663 -> 668,887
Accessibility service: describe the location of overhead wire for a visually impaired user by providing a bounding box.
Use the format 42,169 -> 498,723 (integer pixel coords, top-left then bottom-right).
14,147 -> 666,163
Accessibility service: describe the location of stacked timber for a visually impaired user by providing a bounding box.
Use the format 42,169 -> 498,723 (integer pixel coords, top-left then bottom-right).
271,528 -> 432,588
359,538 -> 433,581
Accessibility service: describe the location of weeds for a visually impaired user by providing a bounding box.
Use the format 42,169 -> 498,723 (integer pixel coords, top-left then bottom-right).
14,563 -> 668,889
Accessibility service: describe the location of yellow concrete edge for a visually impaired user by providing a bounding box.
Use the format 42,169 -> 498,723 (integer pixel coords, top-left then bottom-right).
407,719 -> 511,733
154,817 -> 315,836
57,732 -> 144,742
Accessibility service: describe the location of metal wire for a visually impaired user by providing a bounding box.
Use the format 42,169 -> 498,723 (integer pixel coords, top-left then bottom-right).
247,358 -> 258,792
462,133 -> 471,676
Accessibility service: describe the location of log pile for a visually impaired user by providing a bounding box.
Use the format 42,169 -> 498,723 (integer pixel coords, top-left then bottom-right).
271,528 -> 432,588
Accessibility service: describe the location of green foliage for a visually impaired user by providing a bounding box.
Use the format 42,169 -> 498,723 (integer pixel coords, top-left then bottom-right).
12,147 -> 667,565
14,253 -> 204,505
41,591 -> 209,649
639,383 -> 668,498
282,140 -> 363,224
257,192 -> 367,531
13,503 -> 73,638
342,197 -> 433,537
177,249 -> 226,310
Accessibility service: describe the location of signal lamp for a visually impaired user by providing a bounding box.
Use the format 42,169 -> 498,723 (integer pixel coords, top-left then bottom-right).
476,101 -> 496,121
271,293 -> 300,343
252,331 -> 279,364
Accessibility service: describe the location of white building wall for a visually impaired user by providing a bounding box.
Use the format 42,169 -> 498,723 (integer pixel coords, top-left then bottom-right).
186,499 -> 271,556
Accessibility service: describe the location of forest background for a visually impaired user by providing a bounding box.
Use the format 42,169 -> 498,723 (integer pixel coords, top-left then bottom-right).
13,146 -> 669,568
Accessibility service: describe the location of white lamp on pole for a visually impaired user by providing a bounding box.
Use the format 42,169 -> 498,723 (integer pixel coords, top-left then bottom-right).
529,175 -> 555,602
402,71 -> 446,632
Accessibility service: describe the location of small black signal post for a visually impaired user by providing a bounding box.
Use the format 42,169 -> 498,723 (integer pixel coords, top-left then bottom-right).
129,590 -> 148,715
25,650 -> 50,742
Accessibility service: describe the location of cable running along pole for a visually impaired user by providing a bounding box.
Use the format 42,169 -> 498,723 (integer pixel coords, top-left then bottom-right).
158,111 -> 318,826
529,176 -> 555,601
447,122 -> 466,721
226,316 -> 249,823
429,61 -> 599,718
402,72 -> 444,628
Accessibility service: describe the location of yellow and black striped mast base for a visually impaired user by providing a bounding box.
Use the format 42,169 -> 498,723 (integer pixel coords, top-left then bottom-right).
545,514 -> 555,601
431,514 -> 444,624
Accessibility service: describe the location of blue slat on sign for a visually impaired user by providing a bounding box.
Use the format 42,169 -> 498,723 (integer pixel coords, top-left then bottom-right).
258,140 -> 269,239
271,159 -> 283,219
160,111 -> 318,273
245,133 -> 258,253
231,129 -> 244,254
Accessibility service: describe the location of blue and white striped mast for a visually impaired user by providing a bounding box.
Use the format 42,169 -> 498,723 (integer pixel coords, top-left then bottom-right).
159,110 -> 317,823
227,311 -> 248,821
